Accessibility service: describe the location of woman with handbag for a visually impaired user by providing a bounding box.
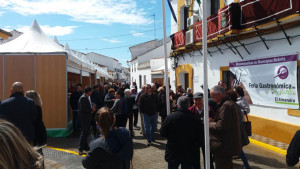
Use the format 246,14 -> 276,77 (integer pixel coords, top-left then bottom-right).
233,86 -> 251,169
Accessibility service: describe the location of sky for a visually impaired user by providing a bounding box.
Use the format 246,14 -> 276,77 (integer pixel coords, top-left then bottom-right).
0,0 -> 174,67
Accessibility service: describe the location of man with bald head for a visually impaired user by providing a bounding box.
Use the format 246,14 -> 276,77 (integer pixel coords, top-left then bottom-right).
0,82 -> 37,143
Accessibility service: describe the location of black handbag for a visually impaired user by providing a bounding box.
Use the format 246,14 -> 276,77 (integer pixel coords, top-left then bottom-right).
243,113 -> 252,136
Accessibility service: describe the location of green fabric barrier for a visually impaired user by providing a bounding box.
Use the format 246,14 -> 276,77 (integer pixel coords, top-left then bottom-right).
46,121 -> 73,137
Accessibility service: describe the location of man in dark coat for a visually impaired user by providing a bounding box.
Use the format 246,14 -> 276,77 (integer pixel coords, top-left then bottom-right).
70,84 -> 82,135
188,92 -> 214,169
91,85 -> 102,110
0,82 -> 37,143
90,85 -> 103,136
161,96 -> 200,169
139,84 -> 157,146
209,85 -> 241,169
78,86 -> 96,155
136,85 -> 146,134
286,130 -> 300,167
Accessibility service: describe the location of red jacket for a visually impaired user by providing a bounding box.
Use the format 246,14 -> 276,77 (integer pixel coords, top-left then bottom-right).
188,105 -> 201,121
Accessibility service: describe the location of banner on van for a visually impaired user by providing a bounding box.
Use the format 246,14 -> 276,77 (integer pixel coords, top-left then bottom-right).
229,54 -> 299,109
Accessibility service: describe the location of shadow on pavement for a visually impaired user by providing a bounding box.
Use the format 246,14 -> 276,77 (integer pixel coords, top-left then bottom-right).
48,137 -> 80,149
133,135 -> 145,140
245,152 -> 288,169
151,141 -> 166,150
133,142 -> 148,149
233,163 -> 261,169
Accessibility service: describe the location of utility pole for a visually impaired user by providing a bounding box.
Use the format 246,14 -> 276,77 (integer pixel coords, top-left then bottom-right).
162,0 -> 170,116
202,0 -> 211,168
150,14 -> 156,39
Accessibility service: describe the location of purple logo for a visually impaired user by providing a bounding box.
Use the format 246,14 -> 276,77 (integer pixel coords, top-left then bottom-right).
274,66 -> 288,79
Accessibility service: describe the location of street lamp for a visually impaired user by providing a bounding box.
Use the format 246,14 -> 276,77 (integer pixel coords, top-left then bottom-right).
184,0 -> 192,7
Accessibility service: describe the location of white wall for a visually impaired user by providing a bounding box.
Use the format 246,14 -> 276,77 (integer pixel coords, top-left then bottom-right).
226,0 -> 245,6
173,26 -> 300,126
131,40 -> 172,91
171,0 -> 178,34
86,52 -> 115,72
130,59 -> 138,86
131,68 -> 152,92
137,41 -> 172,63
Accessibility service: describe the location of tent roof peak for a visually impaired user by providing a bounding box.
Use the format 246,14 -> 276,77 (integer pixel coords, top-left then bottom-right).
30,19 -> 42,34
53,36 -> 59,44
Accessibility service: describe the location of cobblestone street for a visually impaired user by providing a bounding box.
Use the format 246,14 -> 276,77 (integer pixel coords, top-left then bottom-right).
44,119 -> 299,169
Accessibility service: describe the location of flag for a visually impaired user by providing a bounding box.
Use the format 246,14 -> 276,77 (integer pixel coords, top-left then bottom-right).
167,0 -> 177,23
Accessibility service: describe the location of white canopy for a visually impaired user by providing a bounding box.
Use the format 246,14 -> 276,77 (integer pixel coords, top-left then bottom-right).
0,19 -> 113,80
67,66 -> 81,74
64,43 -> 82,66
0,20 -> 65,53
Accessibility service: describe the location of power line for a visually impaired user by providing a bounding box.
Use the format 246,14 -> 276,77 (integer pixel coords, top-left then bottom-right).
59,24 -> 178,41
76,33 -> 300,52
73,38 -> 165,51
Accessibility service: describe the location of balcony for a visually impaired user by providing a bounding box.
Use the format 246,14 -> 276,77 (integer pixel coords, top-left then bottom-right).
170,0 -> 300,53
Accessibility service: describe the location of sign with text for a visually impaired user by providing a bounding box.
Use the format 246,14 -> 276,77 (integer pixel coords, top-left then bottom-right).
229,54 -> 299,109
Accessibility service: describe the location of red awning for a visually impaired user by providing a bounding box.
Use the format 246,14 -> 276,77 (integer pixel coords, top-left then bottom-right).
171,30 -> 186,49
194,13 -> 219,43
240,0 -> 300,29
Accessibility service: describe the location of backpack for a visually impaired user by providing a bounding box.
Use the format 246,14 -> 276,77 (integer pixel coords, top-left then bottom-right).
122,100 -> 129,114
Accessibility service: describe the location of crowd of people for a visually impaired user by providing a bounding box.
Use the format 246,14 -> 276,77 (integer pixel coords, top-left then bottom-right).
0,80 -> 299,169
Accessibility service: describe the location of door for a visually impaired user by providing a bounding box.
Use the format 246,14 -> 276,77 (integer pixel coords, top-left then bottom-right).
184,73 -> 189,91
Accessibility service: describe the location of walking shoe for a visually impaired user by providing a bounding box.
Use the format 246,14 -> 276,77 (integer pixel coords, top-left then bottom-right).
233,156 -> 240,159
131,131 -> 135,137
147,142 -> 152,147
78,150 -> 88,155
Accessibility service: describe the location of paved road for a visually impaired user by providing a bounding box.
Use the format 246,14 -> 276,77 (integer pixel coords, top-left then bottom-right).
45,120 -> 299,169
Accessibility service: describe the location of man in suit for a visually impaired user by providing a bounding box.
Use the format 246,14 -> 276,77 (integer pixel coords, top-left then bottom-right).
0,82 -> 37,143
78,86 -> 96,155
70,84 -> 82,136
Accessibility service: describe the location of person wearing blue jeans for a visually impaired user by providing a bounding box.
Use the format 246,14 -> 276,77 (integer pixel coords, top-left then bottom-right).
139,84 -> 158,146
143,113 -> 158,144
240,150 -> 250,168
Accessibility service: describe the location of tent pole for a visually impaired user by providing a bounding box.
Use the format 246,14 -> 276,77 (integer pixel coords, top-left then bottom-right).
2,54 -> 5,100
65,54 -> 68,128
34,54 -> 37,91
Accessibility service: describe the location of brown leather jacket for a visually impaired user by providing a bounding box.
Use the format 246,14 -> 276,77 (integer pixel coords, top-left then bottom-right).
209,97 -> 241,157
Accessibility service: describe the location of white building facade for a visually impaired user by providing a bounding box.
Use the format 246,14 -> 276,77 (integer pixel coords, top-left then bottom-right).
86,52 -> 125,82
130,39 -> 172,92
170,0 -> 300,144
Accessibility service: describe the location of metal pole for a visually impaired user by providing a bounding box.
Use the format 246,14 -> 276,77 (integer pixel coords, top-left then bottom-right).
154,14 -> 156,39
162,0 -> 171,116
34,54 -> 36,91
202,0 -> 211,168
